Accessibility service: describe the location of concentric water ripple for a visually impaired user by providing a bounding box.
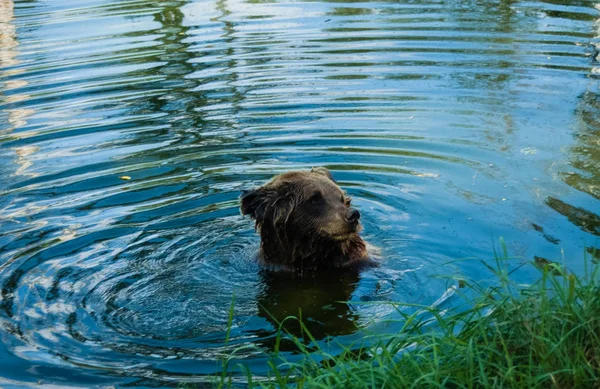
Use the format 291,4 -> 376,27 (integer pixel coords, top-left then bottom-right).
1,0 -> 599,386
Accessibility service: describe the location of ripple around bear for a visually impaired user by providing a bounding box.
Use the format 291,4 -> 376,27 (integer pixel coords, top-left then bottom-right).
240,167 -> 377,272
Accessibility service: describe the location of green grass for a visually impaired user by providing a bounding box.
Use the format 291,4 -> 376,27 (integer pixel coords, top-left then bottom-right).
214,250 -> 600,389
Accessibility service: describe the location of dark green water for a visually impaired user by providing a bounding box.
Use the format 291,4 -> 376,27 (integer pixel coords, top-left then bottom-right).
0,0 -> 599,387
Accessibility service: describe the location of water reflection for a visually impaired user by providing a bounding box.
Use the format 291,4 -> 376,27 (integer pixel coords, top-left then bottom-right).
568,90 -> 600,201
0,0 -> 599,386
543,2 -> 600,258
257,269 -> 360,342
546,197 -> 600,236
0,1 -> 18,69
0,0 -> 36,183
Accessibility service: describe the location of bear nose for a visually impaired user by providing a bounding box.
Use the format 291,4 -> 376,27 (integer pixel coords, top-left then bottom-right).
346,209 -> 360,223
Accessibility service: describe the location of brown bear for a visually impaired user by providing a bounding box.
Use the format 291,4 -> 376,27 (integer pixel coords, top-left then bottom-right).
240,167 -> 376,271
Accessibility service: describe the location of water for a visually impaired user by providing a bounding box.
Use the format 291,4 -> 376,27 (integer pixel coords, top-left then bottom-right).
0,0 -> 599,386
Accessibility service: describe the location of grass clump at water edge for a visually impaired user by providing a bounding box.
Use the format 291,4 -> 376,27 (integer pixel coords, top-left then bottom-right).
213,251 -> 600,389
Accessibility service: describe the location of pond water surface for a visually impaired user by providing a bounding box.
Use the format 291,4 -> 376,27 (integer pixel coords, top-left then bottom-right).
1,0 -> 599,387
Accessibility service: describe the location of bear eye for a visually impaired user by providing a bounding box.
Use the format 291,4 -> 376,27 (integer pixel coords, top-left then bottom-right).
309,191 -> 322,205
341,194 -> 351,206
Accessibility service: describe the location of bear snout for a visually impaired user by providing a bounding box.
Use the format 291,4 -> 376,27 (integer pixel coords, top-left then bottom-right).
345,209 -> 360,224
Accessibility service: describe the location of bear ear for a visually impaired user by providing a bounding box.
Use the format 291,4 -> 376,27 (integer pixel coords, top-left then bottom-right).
311,167 -> 335,182
240,187 -> 276,220
240,189 -> 261,218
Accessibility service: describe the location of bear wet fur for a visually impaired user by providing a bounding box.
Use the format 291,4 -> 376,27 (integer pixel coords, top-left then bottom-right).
240,167 -> 376,271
